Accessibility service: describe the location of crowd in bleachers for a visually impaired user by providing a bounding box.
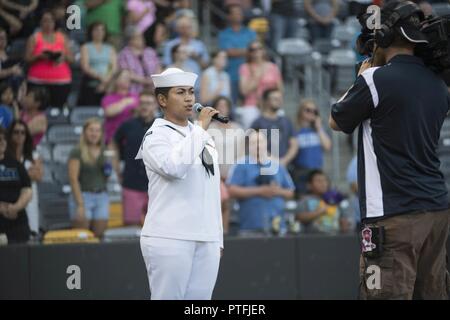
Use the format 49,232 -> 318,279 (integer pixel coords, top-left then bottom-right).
0,0 -> 449,244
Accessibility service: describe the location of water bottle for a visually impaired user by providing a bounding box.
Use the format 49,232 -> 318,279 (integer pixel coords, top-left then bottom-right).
103,150 -> 114,178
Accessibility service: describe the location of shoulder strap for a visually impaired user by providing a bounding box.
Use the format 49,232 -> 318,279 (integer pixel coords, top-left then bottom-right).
139,130 -> 153,151
165,124 -> 215,177
138,124 -> 186,152
163,124 -> 186,137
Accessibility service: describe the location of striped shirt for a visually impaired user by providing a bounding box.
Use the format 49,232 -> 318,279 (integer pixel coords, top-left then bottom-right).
118,46 -> 160,94
331,55 -> 450,221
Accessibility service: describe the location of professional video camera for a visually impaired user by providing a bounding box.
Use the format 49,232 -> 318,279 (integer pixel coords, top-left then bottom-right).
415,15 -> 450,80
355,1 -> 450,84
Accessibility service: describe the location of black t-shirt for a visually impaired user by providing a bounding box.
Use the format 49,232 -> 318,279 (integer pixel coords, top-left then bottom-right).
331,55 -> 450,221
250,115 -> 295,158
114,117 -> 154,191
0,156 -> 31,234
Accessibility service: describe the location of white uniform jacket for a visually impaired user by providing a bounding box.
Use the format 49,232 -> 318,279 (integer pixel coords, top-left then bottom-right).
136,118 -> 223,248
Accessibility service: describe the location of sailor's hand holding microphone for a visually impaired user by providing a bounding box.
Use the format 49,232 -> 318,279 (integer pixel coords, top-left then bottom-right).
194,103 -> 229,130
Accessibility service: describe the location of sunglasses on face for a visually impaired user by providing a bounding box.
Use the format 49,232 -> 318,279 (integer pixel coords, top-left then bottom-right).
304,108 -> 318,115
249,46 -> 262,52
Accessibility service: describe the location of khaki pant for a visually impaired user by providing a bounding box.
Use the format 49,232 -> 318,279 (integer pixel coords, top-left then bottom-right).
359,209 -> 450,300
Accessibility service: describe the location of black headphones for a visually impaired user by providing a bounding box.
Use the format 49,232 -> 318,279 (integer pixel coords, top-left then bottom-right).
375,1 -> 424,48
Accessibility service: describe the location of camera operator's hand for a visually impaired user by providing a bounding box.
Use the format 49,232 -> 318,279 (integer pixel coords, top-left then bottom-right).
372,44 -> 387,67
358,58 -> 373,76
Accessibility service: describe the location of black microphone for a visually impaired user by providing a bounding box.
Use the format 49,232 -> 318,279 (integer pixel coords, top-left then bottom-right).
193,103 -> 229,123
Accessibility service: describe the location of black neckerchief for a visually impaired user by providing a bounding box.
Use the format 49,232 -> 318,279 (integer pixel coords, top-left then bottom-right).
164,124 -> 215,177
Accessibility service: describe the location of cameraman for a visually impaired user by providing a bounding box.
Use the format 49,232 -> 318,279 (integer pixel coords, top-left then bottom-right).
329,0 -> 450,299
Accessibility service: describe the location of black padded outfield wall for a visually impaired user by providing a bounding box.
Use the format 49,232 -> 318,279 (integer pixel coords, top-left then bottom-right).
28,241 -> 149,299
0,245 -> 29,299
1,235 -> 449,300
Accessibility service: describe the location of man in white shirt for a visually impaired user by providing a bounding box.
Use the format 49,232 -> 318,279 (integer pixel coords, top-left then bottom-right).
136,68 -> 223,300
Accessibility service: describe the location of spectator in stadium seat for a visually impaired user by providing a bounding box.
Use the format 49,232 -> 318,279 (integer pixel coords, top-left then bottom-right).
292,99 -> 332,196
20,86 -> 48,148
269,0 -> 306,51
0,126 -> 32,244
143,4 -> 175,49
200,50 -> 231,106
167,0 -> 198,38
208,96 -> 246,235
295,170 -> 351,233
223,0 -> 253,17
68,117 -> 110,239
49,1 -> 69,33
78,21 -> 117,106
126,0 -> 159,35
168,43 -> 203,96
84,0 -> 124,49
118,26 -> 161,95
218,4 -> 256,105
168,43 -> 195,72
0,82 -> 18,128
250,88 -> 298,167
0,4 -> 22,37
25,11 -> 74,109
101,69 -> 139,144
6,119 -> 43,235
173,0 -> 195,19
227,130 -> 295,236
304,0 -> 339,43
111,90 -> 157,226
0,28 -> 24,87
239,41 -> 283,127
162,15 -> 209,75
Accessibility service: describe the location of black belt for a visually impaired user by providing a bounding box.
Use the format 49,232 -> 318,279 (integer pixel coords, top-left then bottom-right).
83,189 -> 106,194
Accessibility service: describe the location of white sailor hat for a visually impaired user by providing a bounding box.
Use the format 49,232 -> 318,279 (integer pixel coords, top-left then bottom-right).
151,67 -> 198,88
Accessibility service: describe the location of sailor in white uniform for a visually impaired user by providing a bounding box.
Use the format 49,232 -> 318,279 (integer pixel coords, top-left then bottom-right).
135,68 -> 223,300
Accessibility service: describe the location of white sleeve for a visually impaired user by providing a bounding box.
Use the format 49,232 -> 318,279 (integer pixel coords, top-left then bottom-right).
218,209 -> 224,249
142,126 -> 211,180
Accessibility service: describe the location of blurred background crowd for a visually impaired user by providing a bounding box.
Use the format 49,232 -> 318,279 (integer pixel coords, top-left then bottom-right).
0,0 -> 449,244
